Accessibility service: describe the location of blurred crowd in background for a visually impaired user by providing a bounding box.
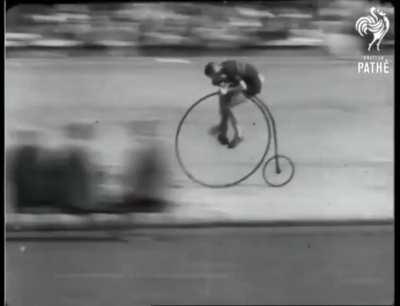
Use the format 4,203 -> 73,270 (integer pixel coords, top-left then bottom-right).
6,0 -> 394,56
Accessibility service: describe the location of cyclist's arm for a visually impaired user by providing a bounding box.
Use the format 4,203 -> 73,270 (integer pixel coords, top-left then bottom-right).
212,73 -> 227,86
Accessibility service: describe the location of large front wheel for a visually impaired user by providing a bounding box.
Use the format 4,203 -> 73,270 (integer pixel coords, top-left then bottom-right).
175,92 -> 272,188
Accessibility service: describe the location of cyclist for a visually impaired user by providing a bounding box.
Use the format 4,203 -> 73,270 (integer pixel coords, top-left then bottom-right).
204,60 -> 264,148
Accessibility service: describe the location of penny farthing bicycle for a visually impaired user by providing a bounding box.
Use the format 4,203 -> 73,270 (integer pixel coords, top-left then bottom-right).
175,85 -> 295,188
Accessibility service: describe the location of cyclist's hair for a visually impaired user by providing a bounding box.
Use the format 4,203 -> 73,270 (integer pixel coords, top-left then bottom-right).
204,62 -> 216,77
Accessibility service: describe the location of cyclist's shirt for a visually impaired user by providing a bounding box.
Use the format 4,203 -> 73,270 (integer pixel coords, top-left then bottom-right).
212,60 -> 262,96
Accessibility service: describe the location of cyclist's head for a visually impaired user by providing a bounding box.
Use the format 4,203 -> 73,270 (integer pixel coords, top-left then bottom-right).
204,62 -> 219,78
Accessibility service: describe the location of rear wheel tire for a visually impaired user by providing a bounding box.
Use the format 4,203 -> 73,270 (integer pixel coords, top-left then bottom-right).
262,155 -> 295,187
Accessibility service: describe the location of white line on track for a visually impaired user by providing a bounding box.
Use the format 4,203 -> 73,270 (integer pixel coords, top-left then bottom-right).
54,272 -> 229,279
54,273 -> 125,279
154,58 -> 191,64
6,57 -> 193,66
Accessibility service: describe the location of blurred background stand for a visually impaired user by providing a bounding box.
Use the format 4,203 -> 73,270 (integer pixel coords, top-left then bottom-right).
6,1 -> 394,58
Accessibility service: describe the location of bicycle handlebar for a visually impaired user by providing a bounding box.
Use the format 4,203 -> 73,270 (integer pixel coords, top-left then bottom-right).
216,82 -> 238,95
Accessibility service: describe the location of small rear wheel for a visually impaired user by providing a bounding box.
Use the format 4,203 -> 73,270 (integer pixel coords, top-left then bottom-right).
262,155 -> 295,187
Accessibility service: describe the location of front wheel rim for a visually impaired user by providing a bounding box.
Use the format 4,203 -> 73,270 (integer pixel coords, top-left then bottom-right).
175,93 -> 272,188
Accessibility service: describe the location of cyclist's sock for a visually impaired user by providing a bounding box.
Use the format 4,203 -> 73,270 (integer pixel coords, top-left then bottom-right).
228,136 -> 243,149
218,134 -> 229,145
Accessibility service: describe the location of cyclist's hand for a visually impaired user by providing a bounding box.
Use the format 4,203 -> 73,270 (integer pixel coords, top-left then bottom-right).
219,87 -> 228,95
219,83 -> 229,95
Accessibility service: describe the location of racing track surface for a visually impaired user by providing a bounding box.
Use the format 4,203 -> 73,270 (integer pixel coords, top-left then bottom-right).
5,56 -> 394,217
6,226 -> 394,305
5,56 -> 394,305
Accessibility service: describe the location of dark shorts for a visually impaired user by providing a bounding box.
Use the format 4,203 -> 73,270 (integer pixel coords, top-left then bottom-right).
220,91 -> 250,109
245,80 -> 262,97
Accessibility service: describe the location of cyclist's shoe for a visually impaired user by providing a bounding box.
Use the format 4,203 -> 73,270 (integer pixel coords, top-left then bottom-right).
228,136 -> 243,149
208,125 -> 221,136
217,134 -> 230,146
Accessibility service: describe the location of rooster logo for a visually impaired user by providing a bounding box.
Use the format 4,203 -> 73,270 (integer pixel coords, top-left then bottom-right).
355,7 -> 390,52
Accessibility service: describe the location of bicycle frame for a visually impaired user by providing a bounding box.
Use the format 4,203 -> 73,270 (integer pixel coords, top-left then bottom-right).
176,90 -> 272,188
216,85 -> 282,174
176,88 -> 293,187
215,85 -> 282,174
253,96 -> 282,174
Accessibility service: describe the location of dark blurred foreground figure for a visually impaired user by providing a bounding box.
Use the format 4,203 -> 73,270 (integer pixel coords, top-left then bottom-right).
8,144 -> 169,214
7,145 -> 93,213
7,119 -> 169,214
122,145 -> 169,212
204,60 -> 264,148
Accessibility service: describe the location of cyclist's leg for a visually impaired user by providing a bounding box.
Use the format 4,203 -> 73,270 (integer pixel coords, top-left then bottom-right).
228,110 -> 242,139
212,91 -> 250,146
208,94 -> 228,136
227,91 -> 248,140
215,93 -> 231,144
228,89 -> 262,148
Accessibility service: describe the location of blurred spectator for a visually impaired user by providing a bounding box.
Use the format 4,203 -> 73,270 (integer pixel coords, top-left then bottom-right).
6,1 -> 394,55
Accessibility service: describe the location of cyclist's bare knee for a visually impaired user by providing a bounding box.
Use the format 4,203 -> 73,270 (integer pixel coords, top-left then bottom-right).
230,92 -> 247,108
